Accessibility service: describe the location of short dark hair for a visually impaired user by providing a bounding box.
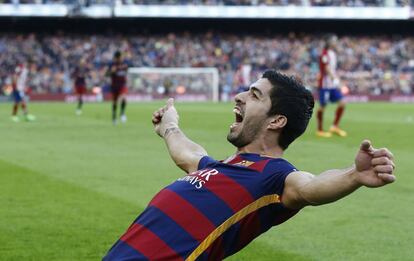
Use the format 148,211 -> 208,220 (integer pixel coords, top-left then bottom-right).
114,51 -> 122,59
262,70 -> 314,150
324,34 -> 337,48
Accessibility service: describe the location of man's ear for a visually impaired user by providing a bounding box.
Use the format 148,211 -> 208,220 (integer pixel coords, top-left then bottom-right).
267,115 -> 287,130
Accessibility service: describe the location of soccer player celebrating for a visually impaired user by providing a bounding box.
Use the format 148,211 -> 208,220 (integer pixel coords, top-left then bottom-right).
106,51 -> 129,124
104,70 -> 395,260
11,59 -> 35,122
72,59 -> 89,115
316,35 -> 347,138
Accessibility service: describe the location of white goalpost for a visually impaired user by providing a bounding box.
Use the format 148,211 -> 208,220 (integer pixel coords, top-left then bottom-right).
127,67 -> 219,102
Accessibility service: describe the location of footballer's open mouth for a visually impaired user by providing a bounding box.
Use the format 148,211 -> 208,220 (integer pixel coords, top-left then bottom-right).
230,106 -> 244,130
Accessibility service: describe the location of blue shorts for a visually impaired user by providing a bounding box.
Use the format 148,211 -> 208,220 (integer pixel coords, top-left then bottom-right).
12,90 -> 24,103
318,88 -> 343,107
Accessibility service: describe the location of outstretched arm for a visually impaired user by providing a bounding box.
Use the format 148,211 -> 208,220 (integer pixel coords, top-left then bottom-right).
152,98 -> 208,173
282,140 -> 396,209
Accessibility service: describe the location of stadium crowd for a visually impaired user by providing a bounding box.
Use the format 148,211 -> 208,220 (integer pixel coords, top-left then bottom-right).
0,0 -> 411,6
121,0 -> 410,7
0,32 -> 413,96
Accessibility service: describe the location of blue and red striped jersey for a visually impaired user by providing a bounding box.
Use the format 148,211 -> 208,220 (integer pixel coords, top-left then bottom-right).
104,153 -> 300,261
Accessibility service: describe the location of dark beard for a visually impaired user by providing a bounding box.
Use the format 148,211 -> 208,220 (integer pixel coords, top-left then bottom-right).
227,118 -> 265,148
227,132 -> 250,148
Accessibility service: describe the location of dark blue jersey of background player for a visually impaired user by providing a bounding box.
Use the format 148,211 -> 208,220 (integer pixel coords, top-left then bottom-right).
108,59 -> 129,90
72,66 -> 88,87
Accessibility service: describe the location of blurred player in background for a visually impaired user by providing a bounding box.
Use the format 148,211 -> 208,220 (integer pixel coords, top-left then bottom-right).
11,59 -> 35,122
72,59 -> 89,115
107,51 -> 129,124
163,78 -> 173,97
316,35 -> 347,138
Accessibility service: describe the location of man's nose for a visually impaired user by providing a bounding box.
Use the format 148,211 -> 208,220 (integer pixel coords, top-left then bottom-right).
234,91 -> 246,104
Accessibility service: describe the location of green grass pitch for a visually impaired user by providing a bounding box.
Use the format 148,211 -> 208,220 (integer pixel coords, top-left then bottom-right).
0,101 -> 413,261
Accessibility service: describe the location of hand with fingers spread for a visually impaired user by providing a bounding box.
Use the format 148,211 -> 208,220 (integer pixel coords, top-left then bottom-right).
354,140 -> 396,188
152,98 -> 179,137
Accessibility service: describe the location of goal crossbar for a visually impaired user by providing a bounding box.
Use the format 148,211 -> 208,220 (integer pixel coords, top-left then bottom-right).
128,67 -> 219,102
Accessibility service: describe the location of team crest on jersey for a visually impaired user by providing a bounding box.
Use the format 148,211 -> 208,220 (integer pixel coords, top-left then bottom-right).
176,168 -> 219,189
233,160 -> 254,167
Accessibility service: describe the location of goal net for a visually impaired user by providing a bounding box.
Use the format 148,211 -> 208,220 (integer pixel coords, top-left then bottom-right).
127,67 -> 219,102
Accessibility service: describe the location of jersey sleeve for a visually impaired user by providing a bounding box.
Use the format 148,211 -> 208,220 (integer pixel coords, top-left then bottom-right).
263,159 -> 298,195
197,156 -> 218,170
15,66 -> 21,74
321,54 -> 329,64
